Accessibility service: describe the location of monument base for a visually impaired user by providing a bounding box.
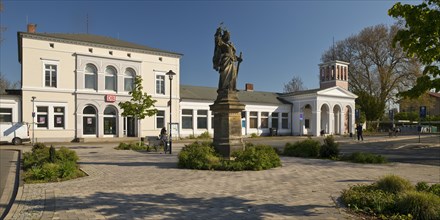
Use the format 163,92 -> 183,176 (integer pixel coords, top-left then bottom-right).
210,91 -> 245,159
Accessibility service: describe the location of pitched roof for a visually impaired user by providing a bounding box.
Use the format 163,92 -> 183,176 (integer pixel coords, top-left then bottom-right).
180,85 -> 289,105
18,32 -> 182,57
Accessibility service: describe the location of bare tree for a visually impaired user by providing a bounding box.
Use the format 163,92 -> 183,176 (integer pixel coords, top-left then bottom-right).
321,24 -> 421,123
0,73 -> 20,94
283,75 -> 307,93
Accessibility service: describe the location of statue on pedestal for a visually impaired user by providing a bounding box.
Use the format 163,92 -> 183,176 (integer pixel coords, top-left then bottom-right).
213,26 -> 243,94
210,25 -> 245,158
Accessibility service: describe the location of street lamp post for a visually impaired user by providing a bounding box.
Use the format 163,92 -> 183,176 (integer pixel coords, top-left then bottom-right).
31,96 -> 36,145
166,70 -> 176,154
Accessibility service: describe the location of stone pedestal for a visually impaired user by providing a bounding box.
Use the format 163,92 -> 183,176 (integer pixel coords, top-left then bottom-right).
210,91 -> 245,158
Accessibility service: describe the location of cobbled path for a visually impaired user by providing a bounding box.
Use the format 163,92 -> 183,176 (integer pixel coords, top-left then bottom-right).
6,143 -> 440,220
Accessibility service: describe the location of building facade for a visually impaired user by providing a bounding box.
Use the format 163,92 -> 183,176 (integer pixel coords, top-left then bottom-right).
3,25 -> 357,142
18,24 -> 181,142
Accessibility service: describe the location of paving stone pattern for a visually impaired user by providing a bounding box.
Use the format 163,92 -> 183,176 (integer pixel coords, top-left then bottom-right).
6,143 -> 440,220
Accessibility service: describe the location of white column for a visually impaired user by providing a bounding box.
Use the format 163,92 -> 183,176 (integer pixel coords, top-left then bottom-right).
329,112 -> 334,135
315,110 -> 321,136
98,113 -> 103,137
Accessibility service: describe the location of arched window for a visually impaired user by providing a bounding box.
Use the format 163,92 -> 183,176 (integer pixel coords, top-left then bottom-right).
105,66 -> 117,91
104,106 -> 117,135
124,68 -> 135,91
85,64 -> 97,90
83,105 -> 97,135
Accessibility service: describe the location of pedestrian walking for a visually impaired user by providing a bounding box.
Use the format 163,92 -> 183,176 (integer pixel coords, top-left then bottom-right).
356,123 -> 364,141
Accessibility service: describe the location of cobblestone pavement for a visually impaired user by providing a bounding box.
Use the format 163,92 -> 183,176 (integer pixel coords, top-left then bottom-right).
4,142 -> 440,220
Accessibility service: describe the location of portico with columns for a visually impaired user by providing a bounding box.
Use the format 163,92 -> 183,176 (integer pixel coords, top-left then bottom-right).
281,60 -> 357,136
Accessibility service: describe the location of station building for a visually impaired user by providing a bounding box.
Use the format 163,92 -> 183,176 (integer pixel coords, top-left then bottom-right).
0,24 -> 357,142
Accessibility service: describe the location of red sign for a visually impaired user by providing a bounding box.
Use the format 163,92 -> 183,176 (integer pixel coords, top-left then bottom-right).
105,95 -> 116,103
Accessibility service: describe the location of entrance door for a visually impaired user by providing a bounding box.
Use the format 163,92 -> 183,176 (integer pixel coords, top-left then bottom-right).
126,117 -> 136,137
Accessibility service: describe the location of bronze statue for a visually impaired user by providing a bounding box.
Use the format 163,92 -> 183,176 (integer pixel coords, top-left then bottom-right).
213,26 -> 242,92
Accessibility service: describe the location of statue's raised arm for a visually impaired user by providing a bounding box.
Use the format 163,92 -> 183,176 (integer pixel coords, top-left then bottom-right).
212,26 -> 242,93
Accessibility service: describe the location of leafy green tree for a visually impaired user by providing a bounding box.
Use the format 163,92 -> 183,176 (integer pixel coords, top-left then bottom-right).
389,0 -> 440,97
118,75 -> 157,138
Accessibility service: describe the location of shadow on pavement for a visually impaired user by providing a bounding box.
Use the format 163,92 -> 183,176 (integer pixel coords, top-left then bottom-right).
18,192 -> 336,219
78,161 -> 178,169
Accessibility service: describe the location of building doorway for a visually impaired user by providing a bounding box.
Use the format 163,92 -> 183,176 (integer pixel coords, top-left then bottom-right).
124,117 -> 136,137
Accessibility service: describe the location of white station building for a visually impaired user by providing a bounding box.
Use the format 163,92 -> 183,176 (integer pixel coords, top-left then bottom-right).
0,24 -> 357,142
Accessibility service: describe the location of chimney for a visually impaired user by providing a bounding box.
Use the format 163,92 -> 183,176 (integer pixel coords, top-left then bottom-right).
245,83 -> 254,92
27,23 -> 37,33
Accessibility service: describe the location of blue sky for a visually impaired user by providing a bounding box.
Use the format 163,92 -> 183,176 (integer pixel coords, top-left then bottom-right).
0,0 -> 419,92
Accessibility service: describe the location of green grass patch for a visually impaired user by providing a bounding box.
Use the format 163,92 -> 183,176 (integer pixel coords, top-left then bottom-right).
178,142 -> 281,171
23,143 -> 85,183
342,175 -> 440,219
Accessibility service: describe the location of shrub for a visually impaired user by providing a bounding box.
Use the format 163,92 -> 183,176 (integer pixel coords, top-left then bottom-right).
429,184 -> 440,197
397,191 -> 440,220
320,135 -> 339,158
283,139 -> 320,158
187,134 -> 196,139
32,142 -> 47,152
56,147 -> 79,163
58,161 -> 77,178
115,142 -> 150,151
232,144 -> 281,171
49,145 -> 56,163
342,175 -> 440,219
416,181 -> 430,192
23,147 -> 50,170
178,142 -> 281,171
342,152 -> 387,164
115,142 -> 130,150
178,142 -> 220,170
23,146 -> 84,183
250,133 -> 258,138
376,175 -> 414,194
341,184 -> 397,215
197,131 -> 211,139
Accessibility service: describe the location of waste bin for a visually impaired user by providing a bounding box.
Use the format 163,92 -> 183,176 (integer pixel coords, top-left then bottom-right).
270,128 -> 277,136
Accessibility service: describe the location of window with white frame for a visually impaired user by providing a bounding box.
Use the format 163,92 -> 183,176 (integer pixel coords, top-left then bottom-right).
182,109 -> 193,129
37,106 -> 48,128
282,113 -> 289,129
197,110 -> 208,129
250,111 -> 258,128
85,64 -> 97,90
156,75 -> 165,95
105,66 -> 117,91
156,110 -> 165,129
44,64 -> 57,87
124,68 -> 135,92
261,112 -> 269,128
0,108 -> 12,122
53,107 -> 65,128
271,112 -> 279,129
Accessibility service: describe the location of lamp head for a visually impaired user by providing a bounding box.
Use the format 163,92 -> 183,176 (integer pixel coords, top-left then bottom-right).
166,70 -> 176,80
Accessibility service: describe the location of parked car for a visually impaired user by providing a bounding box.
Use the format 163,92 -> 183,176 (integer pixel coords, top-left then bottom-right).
0,122 -> 31,145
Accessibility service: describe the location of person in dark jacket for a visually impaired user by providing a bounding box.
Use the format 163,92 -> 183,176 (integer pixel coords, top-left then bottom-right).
356,124 -> 363,141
